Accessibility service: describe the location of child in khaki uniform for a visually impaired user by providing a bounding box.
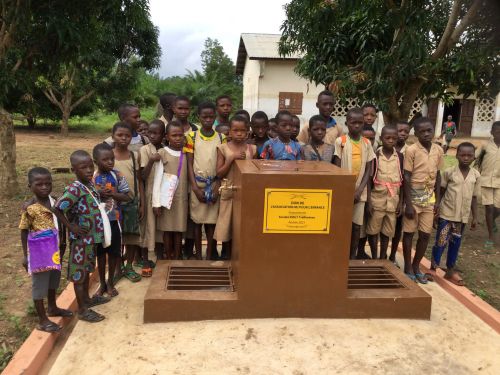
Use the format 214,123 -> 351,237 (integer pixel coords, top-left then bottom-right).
477,121 -> 500,249
366,126 -> 403,259
431,142 -> 479,286
334,108 -> 375,259
402,117 -> 443,284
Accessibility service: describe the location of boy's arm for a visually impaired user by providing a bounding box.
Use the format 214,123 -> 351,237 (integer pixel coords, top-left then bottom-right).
20,229 -> 28,271
403,170 -> 415,219
187,152 -> 206,203
216,148 -> 233,179
434,171 -> 441,217
354,161 -> 372,203
470,196 -> 478,230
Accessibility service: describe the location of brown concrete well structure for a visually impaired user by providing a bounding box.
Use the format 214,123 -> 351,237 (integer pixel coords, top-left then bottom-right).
144,160 -> 431,322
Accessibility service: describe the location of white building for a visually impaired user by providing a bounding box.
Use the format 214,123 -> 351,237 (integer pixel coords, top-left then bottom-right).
236,33 -> 500,137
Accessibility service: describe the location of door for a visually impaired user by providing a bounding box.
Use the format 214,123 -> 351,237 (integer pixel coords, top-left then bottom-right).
459,99 -> 475,136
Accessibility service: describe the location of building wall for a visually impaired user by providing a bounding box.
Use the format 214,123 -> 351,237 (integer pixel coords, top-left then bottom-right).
242,57 -> 261,115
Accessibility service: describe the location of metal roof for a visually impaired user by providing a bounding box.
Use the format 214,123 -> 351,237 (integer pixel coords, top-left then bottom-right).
235,33 -> 302,75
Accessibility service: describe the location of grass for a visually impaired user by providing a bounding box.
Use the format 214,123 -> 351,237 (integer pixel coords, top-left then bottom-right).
13,106 -> 158,134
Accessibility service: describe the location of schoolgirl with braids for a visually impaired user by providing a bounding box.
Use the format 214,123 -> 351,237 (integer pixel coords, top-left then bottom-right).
184,102 -> 226,260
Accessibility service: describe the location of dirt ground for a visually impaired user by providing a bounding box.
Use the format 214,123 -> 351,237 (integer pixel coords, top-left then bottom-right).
43,273 -> 500,375
0,131 -> 498,370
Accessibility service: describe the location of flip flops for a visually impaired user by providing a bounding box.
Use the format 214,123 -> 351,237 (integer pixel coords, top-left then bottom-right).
88,294 -> 111,308
124,266 -> 142,282
47,308 -> 74,318
405,273 -> 417,282
415,273 -> 428,284
36,321 -> 61,333
444,270 -> 465,286
78,308 -> 105,323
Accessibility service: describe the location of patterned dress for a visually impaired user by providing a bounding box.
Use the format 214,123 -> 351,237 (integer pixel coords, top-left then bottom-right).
260,138 -> 302,160
55,181 -> 104,283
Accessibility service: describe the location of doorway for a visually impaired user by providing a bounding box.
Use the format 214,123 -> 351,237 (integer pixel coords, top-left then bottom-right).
442,100 -> 461,131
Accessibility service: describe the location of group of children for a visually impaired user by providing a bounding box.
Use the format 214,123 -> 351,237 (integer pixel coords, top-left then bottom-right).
19,89 -> 499,330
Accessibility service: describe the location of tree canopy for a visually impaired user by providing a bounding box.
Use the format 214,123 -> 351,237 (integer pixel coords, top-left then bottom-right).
279,0 -> 500,124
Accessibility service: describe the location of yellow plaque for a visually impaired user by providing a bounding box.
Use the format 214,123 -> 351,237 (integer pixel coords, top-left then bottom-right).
263,188 -> 332,234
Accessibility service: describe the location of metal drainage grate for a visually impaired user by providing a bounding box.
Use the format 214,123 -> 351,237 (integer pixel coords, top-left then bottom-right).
348,266 -> 405,289
166,266 -> 234,291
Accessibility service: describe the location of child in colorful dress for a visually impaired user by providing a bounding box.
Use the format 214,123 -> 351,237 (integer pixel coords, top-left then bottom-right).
333,108 -> 375,259
20,167 -> 72,332
389,120 -> 411,264
302,115 -> 334,162
185,102 -> 226,260
431,142 -> 479,286
112,122 -> 143,282
249,111 -> 269,158
260,110 -> 302,160
140,120 -> 166,271
366,126 -> 404,259
215,115 -> 257,259
477,121 -> 500,249
92,143 -> 130,296
54,151 -> 110,322
402,117 -> 443,283
155,121 -> 189,259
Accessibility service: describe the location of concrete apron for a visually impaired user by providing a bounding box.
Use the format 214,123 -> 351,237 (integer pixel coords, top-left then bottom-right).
41,261 -> 499,375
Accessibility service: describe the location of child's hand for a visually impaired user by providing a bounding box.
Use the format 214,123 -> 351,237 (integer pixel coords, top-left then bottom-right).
433,216 -> 438,229
22,256 -> 28,272
470,219 -> 477,230
153,207 -> 161,217
212,181 -> 221,203
151,153 -> 161,162
433,204 -> 440,218
366,202 -> 374,217
98,188 -> 113,199
405,204 -> 415,219
396,202 -> 403,217
138,204 -> 145,220
193,187 -> 206,203
235,152 -> 247,160
69,224 -> 89,237
353,189 -> 362,204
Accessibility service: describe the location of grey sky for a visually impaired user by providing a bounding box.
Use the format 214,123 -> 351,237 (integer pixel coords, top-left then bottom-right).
149,0 -> 288,77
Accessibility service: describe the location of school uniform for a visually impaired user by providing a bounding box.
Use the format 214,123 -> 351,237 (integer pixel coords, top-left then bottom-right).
156,147 -> 188,232
105,131 -> 148,153
334,135 -> 376,225
402,141 -> 443,234
139,144 -> 164,251
478,138 -> 500,208
302,143 -> 335,162
366,149 -> 403,237
260,138 -> 301,160
431,166 -> 480,268
297,116 -> 342,145
184,130 -> 226,224
214,143 -> 256,242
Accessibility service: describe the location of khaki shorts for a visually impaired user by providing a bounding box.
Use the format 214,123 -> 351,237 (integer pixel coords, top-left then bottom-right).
481,187 -> 500,208
366,210 -> 397,237
403,204 -> 434,234
352,201 -> 365,226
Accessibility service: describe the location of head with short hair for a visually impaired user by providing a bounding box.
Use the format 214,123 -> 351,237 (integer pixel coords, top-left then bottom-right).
250,111 -> 269,139
27,167 -> 51,185
346,107 -> 364,137
198,101 -> 216,129
362,103 -> 378,126
159,92 -> 176,110
413,117 -> 434,143
112,121 -> 132,135
381,125 -> 397,137
112,121 -> 133,149
117,104 -> 140,129
166,120 -> 185,150
316,90 -> 335,118
92,142 -> 113,160
70,150 -> 92,166
215,95 -> 232,120
492,120 -> 500,138
215,95 -> 232,106
457,141 -> 475,154
173,96 -> 191,121
148,119 -> 166,146
92,143 -> 114,172
309,115 -> 327,130
234,109 -> 250,121
362,125 -> 376,145
380,125 -> 398,150
70,150 -> 94,183
251,111 -> 269,123
413,116 -> 434,132
456,141 -> 476,167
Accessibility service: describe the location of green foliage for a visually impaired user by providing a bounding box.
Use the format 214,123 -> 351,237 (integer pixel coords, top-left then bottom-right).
279,0 -> 500,122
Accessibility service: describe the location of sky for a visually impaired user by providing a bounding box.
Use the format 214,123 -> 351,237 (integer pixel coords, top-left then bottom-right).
149,0 -> 288,78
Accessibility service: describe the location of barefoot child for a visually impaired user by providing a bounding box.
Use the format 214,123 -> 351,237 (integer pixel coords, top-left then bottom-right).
249,111 -> 269,158
402,117 -> 443,283
54,151 -> 110,322
389,120 -> 411,264
140,120 -> 166,271
92,143 -> 130,297
185,102 -> 226,260
431,142 -> 479,286
260,111 -> 302,160
366,126 -> 404,259
302,115 -> 334,162
112,122 -> 143,283
333,108 -> 375,259
155,121 -> 189,259
215,115 -> 257,259
477,121 -> 500,250
19,167 -> 72,332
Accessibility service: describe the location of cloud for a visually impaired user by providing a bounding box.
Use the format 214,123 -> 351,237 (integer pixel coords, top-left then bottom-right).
149,0 -> 288,77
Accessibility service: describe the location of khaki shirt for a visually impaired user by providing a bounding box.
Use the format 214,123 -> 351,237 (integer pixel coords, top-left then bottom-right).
297,120 -> 343,144
478,139 -> 500,188
404,141 -> 443,189
371,150 -> 402,212
440,166 -> 480,223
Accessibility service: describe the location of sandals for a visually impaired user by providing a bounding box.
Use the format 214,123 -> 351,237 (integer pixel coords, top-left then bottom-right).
48,308 -> 74,318
88,294 -> 111,308
484,240 -> 495,251
415,273 -> 428,284
444,270 -> 465,286
405,273 -> 417,282
123,266 -> 142,282
141,267 -> 153,277
36,321 -> 61,333
78,308 -> 105,323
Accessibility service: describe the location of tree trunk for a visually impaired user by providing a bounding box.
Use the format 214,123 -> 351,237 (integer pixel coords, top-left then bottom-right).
27,114 -> 36,128
0,107 -> 19,198
61,107 -> 70,137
